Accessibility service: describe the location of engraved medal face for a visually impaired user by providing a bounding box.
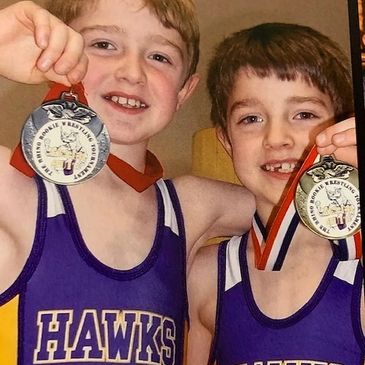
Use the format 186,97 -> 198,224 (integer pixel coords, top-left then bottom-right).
21,94 -> 110,185
295,155 -> 361,239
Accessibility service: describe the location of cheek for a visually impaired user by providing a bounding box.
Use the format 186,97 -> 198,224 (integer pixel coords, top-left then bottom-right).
230,134 -> 257,158
82,58 -> 107,92
151,69 -> 183,99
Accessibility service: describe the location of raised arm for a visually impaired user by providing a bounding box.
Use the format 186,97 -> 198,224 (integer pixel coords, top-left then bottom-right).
0,1 -> 87,294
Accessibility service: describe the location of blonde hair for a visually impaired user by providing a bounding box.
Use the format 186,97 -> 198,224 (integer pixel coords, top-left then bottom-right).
46,0 -> 200,79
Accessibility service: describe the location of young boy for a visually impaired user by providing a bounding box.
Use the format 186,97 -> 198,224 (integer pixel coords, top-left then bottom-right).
0,1 -> 256,364
188,23 -> 365,364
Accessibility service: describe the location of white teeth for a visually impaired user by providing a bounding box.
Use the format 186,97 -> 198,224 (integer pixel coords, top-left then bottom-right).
108,96 -> 146,108
264,162 -> 296,173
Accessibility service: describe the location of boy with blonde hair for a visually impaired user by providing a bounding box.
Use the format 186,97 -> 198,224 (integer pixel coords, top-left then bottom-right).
0,1 -> 255,363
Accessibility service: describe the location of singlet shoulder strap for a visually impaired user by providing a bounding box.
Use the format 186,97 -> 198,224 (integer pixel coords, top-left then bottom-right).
156,179 -> 182,237
43,180 -> 65,218
333,259 -> 359,284
209,235 -> 245,364
225,235 -> 244,291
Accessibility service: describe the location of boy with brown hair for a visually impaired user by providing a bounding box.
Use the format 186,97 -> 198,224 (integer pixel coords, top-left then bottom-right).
188,22 -> 364,365
0,1 -> 255,363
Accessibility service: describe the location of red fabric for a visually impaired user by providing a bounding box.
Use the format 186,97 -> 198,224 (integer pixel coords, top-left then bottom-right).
10,83 -> 163,191
107,151 -> 164,192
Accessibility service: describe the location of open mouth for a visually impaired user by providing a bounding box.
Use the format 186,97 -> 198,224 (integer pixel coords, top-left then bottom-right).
261,162 -> 299,174
105,95 -> 148,109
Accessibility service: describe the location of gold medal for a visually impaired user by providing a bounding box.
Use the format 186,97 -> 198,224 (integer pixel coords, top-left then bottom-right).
295,155 -> 361,239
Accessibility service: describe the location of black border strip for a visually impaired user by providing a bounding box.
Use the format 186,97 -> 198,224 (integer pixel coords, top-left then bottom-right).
347,0 -> 365,291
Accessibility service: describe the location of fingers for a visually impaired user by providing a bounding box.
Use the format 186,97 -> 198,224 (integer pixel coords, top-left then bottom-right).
317,145 -> 358,167
66,53 -> 89,84
315,117 -> 358,166
36,20 -> 69,72
29,5 -> 87,83
32,7 -> 51,50
53,27 -> 85,75
334,146 -> 358,167
316,117 -> 356,148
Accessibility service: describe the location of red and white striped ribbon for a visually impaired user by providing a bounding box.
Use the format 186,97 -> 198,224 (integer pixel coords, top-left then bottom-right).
251,146 -> 362,271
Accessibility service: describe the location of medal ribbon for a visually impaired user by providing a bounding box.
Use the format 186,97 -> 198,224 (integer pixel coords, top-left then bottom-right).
10,83 -> 163,192
252,146 -> 362,271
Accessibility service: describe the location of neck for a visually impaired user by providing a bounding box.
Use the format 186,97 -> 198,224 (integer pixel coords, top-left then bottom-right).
255,201 -> 277,227
110,141 -> 149,173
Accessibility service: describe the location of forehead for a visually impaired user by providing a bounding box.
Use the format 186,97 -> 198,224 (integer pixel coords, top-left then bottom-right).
229,69 -> 333,108
71,0 -> 189,70
72,0 -> 187,48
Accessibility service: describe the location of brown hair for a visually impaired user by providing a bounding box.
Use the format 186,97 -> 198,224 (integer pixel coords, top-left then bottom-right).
46,0 -> 200,79
207,23 -> 353,132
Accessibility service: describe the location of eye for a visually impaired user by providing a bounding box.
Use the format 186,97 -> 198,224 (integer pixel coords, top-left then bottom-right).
239,115 -> 264,124
91,41 -> 116,50
293,111 -> 318,120
150,53 -> 171,64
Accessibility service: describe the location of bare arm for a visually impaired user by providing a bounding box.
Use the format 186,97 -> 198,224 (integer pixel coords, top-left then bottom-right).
0,1 -> 88,293
187,245 -> 219,365
173,175 -> 255,266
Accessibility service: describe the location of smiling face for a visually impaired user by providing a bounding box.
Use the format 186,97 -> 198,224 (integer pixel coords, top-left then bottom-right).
218,70 -> 335,222
70,0 -> 198,150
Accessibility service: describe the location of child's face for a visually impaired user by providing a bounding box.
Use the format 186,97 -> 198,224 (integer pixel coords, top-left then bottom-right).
70,0 -> 198,147
218,70 -> 335,221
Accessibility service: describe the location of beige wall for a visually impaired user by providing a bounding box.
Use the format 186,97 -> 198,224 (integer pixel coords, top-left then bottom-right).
0,0 -> 350,177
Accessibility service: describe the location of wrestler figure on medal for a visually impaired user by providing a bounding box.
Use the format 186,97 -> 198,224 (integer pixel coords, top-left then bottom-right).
295,153 -> 361,239
21,91 -> 110,185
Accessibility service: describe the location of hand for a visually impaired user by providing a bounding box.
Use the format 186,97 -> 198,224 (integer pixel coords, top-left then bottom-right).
316,117 -> 358,167
0,1 -> 88,86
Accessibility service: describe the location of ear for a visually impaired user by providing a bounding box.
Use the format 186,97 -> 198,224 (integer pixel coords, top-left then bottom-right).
216,126 -> 233,157
176,73 -> 200,111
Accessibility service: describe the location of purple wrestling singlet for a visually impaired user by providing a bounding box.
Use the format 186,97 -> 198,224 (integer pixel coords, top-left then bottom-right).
0,176 -> 187,365
209,235 -> 365,365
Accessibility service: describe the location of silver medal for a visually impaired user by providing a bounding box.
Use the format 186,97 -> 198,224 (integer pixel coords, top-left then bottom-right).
21,92 -> 110,185
295,155 -> 361,239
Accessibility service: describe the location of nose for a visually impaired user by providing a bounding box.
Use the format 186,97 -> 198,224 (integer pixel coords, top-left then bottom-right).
114,51 -> 146,85
263,120 -> 294,150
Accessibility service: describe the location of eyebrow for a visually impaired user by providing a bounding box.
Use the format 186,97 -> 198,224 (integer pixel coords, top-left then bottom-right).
78,25 -> 125,35
229,96 -> 328,116
286,96 -> 328,107
229,98 -> 261,116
